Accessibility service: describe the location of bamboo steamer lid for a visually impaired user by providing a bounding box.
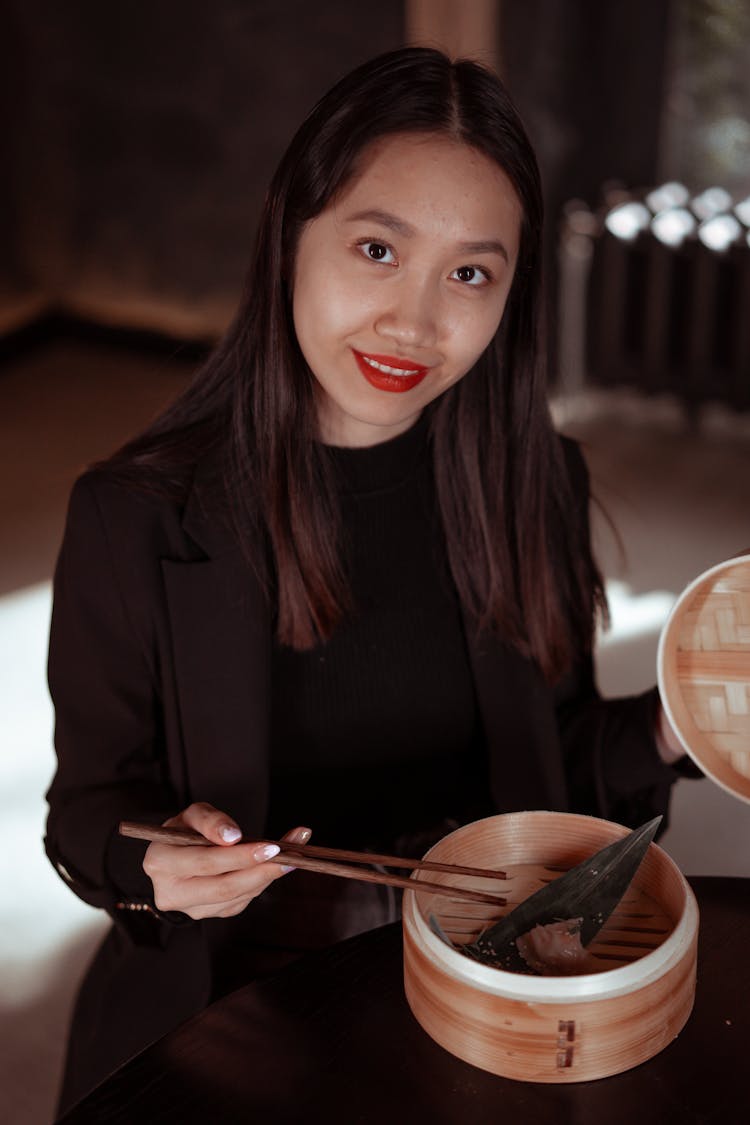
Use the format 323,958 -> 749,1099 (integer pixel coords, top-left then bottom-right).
657,554 -> 750,803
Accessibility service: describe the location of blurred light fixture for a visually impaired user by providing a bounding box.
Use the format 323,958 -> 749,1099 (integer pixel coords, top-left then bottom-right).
692,187 -> 733,220
650,208 -> 696,247
698,213 -> 742,252
645,182 -> 690,212
604,201 -> 651,241
734,196 -> 750,226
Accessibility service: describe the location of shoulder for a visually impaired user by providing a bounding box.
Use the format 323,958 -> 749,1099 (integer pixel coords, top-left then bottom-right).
68,465 -> 182,533
54,468 -> 207,663
69,463 -> 179,511
62,464 -> 202,567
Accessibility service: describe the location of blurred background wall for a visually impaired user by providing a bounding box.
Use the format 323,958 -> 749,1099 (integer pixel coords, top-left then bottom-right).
1,0 -> 403,339
1,2 -> 749,1122
4,0 -> 748,391
0,0 -> 677,347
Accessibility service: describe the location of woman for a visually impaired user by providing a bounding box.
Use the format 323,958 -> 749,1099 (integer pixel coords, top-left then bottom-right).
45,47 -> 688,1110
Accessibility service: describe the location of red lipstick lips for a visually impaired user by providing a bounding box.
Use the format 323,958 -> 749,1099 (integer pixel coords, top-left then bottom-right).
352,349 -> 429,393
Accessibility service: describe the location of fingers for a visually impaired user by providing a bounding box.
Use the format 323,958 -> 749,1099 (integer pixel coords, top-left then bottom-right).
154,862 -> 283,914
145,840 -> 266,878
143,808 -> 314,920
189,895 -> 255,921
277,825 -> 313,874
164,801 -> 243,846
654,701 -> 685,764
281,825 -> 313,846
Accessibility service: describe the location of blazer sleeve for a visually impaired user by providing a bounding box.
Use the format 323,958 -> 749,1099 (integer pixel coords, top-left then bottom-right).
45,474 -> 184,942
553,441 -> 700,830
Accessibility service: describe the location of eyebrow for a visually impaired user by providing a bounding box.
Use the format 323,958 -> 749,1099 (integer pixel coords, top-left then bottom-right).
344,208 -> 511,264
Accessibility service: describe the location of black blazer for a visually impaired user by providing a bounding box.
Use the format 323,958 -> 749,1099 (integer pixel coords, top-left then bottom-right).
45,446 -> 681,1108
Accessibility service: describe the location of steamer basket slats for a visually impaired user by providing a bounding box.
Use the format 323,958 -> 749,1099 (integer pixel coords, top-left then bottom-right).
402,812 -> 698,1083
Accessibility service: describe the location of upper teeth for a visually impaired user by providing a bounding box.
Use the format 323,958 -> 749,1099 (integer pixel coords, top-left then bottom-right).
362,355 -> 419,376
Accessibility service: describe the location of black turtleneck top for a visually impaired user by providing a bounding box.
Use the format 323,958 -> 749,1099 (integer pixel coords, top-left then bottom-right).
266,416 -> 492,851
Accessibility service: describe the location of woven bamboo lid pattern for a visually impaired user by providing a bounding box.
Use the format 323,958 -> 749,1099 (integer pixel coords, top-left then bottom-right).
658,554 -> 750,804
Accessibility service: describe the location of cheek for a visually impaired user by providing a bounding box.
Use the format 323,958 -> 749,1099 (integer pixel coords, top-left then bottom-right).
448,297 -> 508,370
294,264 -> 371,348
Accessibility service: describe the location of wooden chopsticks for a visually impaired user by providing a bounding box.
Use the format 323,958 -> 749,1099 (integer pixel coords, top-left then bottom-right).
119,821 -> 507,907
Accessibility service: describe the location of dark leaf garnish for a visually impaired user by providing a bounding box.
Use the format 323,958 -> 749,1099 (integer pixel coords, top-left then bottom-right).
438,817 -> 662,972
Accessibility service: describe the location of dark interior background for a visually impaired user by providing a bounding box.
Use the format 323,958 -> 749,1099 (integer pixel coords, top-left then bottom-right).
1,0 -> 678,357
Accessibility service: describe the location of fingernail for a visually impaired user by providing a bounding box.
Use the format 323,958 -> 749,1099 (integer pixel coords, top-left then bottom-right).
281,865 -> 296,874
298,828 -> 312,843
220,825 -> 242,843
254,843 -> 281,862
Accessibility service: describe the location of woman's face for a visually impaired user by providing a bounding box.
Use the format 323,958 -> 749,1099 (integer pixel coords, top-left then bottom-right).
292,131 -> 523,447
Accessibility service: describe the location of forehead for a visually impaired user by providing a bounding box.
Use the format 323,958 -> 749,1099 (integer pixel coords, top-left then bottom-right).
329,132 -> 523,253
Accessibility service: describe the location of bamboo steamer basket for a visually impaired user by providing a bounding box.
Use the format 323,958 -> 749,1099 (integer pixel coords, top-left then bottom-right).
402,811 -> 698,1083
658,554 -> 750,803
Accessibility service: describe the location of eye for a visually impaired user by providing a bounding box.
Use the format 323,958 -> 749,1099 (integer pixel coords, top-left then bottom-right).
357,240 -> 397,265
451,265 -> 492,287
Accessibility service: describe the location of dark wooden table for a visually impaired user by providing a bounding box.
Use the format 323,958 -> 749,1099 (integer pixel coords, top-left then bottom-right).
59,877 -> 749,1124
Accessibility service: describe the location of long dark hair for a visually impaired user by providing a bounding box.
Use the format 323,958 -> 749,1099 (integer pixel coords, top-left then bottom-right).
108,47 -> 605,682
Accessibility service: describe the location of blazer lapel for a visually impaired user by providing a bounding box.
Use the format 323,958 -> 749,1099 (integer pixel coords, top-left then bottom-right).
161,473 -> 272,834
464,622 -> 570,814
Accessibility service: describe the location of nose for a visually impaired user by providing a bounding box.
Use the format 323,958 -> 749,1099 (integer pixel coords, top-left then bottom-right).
373,274 -> 438,350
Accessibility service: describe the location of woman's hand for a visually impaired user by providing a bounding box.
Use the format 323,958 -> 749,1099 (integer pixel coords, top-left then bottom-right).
654,700 -> 686,765
143,802 -> 311,920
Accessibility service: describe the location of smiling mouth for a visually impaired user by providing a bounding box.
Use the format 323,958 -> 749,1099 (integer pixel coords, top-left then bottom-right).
361,355 -> 420,376
352,349 -> 430,393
